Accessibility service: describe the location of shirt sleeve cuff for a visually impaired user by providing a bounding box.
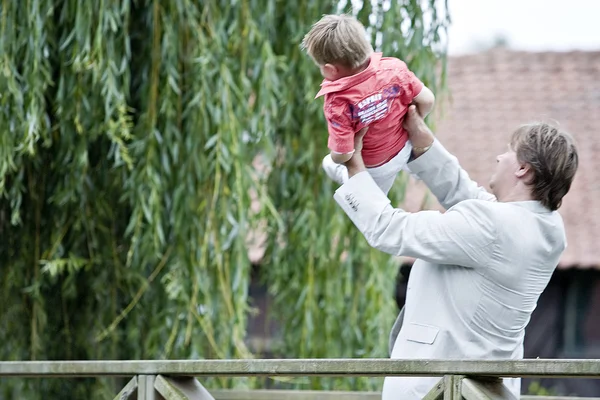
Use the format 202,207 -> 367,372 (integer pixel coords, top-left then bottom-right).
412,81 -> 425,98
333,171 -> 391,234
406,139 -> 451,176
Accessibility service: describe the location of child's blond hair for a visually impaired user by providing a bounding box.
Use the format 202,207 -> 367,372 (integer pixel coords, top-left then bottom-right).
301,14 -> 373,70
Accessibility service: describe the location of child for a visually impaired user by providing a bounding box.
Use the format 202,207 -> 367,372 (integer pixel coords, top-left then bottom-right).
302,14 -> 435,194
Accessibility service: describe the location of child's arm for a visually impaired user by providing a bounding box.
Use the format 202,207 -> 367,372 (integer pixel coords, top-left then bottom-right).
324,99 -> 355,164
412,86 -> 435,118
331,150 -> 354,164
395,59 -> 435,118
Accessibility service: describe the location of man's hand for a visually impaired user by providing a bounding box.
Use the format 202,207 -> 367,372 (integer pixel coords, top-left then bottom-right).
353,126 -> 368,153
403,105 -> 434,158
344,127 -> 369,178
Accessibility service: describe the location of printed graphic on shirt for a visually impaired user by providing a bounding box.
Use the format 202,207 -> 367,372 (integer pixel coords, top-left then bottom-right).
350,84 -> 403,125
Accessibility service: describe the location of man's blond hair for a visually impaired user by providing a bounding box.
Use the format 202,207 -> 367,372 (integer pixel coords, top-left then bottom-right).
301,14 -> 373,69
510,122 -> 578,211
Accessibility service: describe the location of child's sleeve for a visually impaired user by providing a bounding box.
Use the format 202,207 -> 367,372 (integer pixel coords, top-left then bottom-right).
324,99 -> 355,154
397,62 -> 425,105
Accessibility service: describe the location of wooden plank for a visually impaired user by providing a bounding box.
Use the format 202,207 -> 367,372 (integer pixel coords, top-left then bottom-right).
461,377 -> 517,400
422,377 -> 444,400
138,375 -> 162,400
211,389 -> 380,399
1,359 -> 600,378
114,376 -> 138,400
443,375 -> 462,400
522,397 -> 600,400
154,375 -> 215,399
209,390 -> 600,400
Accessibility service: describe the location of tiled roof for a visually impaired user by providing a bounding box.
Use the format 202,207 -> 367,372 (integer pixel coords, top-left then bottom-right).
429,48 -> 600,269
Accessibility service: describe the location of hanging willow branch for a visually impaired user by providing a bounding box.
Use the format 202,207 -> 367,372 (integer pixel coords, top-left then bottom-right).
262,0 -> 448,391
0,0 -> 448,397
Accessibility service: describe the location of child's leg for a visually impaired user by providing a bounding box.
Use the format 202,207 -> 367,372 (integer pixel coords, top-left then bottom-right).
369,171 -> 398,195
367,143 -> 413,195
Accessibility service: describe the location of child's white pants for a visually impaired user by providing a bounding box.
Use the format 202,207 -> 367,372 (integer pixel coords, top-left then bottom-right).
322,141 -> 413,195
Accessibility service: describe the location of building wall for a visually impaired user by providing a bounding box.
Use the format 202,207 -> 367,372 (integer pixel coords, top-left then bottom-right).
522,269 -> 600,396
247,265 -> 600,396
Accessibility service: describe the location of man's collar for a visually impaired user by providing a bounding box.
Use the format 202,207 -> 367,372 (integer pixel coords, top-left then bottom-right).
510,200 -> 552,213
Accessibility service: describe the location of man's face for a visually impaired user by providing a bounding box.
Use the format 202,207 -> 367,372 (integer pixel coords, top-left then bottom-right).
489,145 -> 521,196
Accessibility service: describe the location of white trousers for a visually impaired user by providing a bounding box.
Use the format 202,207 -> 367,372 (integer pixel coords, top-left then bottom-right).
323,142 -> 413,195
366,142 -> 413,195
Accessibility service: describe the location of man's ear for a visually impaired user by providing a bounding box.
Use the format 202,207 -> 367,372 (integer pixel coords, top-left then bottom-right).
515,163 -> 531,179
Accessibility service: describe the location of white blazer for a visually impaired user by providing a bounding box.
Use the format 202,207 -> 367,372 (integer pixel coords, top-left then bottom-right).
333,140 -> 566,399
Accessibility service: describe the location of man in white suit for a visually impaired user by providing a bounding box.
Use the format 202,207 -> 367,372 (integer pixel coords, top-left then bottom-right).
327,106 -> 579,399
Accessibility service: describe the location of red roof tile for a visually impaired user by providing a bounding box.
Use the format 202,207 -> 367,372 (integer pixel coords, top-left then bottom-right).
431,48 -> 600,269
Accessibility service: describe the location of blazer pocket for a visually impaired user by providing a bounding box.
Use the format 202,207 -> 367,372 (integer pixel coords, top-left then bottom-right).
405,323 -> 440,345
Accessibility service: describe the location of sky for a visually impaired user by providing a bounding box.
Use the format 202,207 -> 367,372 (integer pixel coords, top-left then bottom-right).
447,0 -> 600,55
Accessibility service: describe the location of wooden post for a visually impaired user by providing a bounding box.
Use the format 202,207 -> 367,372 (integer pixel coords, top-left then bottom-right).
422,377 -> 445,400
443,375 -> 463,400
154,375 -> 216,399
461,377 -> 517,400
113,376 -> 138,400
138,375 -> 163,400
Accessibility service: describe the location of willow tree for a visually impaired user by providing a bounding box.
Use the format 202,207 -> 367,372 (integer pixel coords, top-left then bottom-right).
0,0 -> 448,398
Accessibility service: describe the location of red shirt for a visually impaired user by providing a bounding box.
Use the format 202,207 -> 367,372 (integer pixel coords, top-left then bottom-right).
316,53 -> 424,167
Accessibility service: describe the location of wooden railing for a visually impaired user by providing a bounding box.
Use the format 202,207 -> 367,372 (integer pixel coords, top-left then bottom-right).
1,359 -> 599,399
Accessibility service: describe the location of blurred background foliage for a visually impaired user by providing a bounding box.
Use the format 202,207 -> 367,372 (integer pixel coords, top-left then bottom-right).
0,0 -> 448,397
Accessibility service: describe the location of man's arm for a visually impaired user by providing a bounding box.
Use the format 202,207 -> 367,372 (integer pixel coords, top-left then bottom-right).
334,172 -> 497,267
339,126 -> 496,267
403,106 -> 495,209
